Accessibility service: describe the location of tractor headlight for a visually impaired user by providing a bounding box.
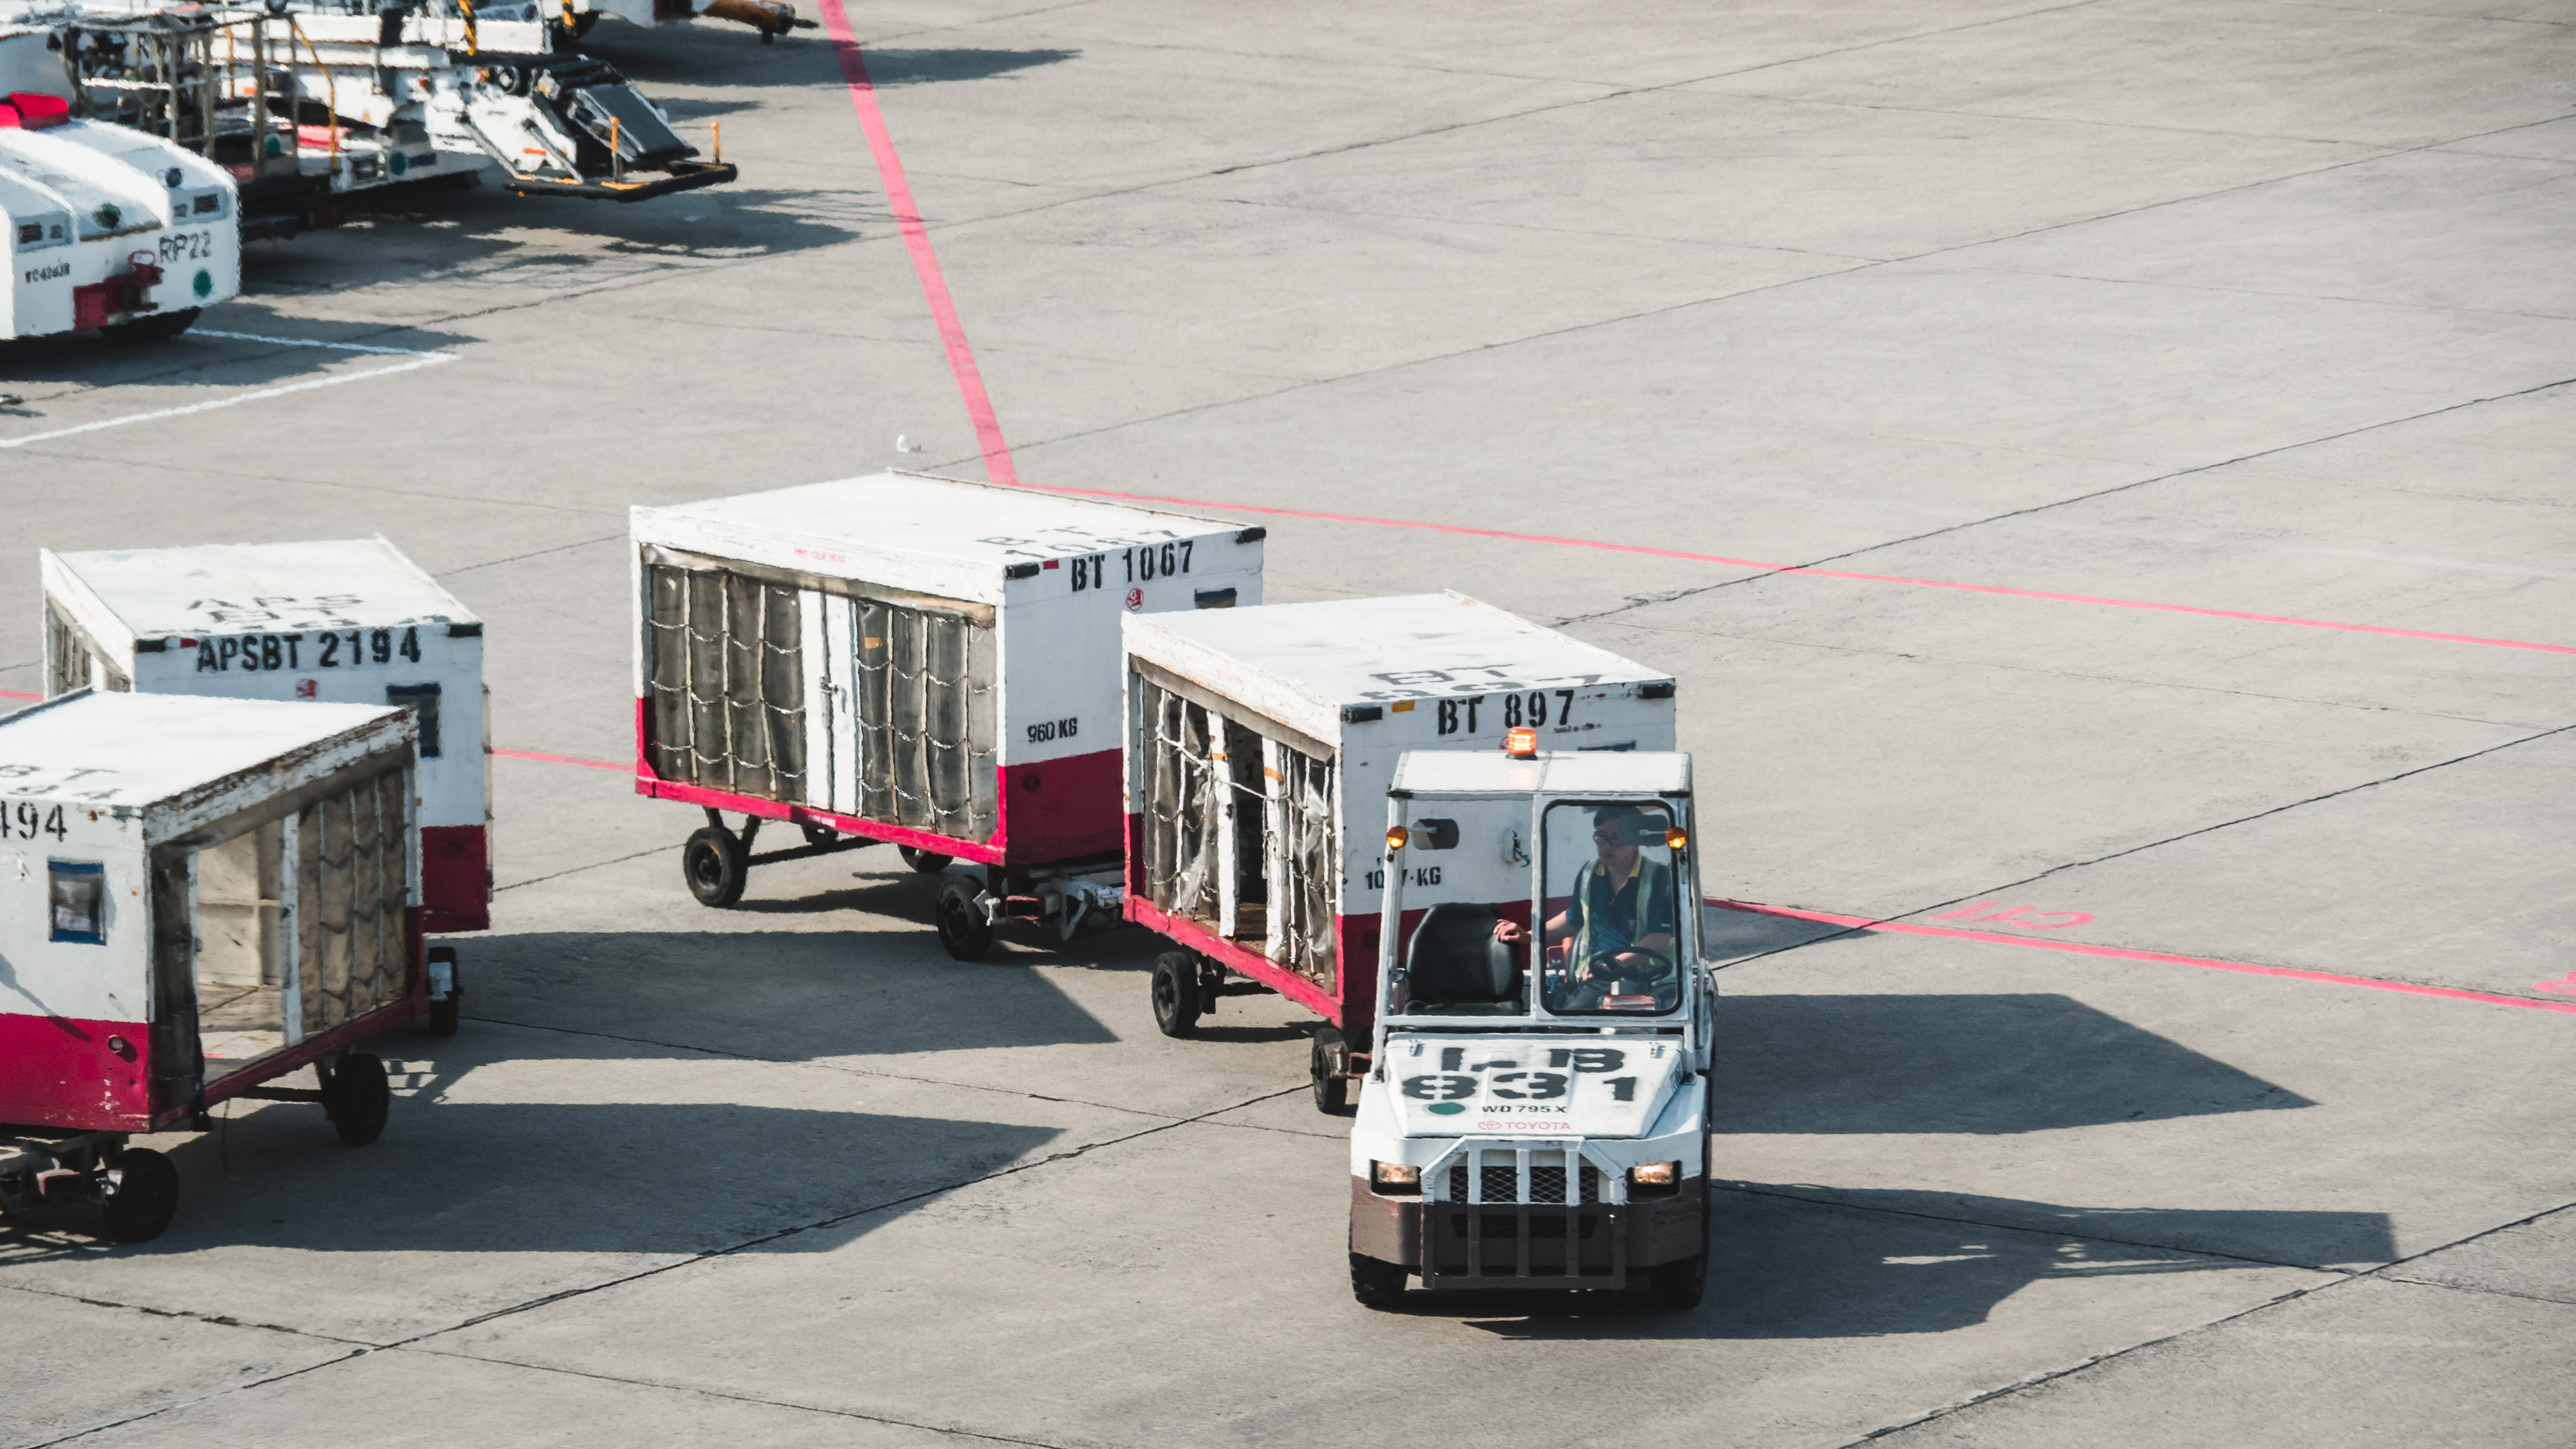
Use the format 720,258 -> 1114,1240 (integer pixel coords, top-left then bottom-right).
1627,1162 -> 1680,1197
1371,1161 -> 1421,1195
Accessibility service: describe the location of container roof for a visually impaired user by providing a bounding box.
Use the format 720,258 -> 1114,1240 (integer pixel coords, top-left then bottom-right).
631,472 -> 1250,579
45,537 -> 476,641
1127,593 -> 1671,709
0,693 -> 404,807
1392,748 -> 1693,797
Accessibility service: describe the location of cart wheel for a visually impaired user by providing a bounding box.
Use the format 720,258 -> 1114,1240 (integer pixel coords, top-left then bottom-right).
1647,1251 -> 1707,1310
1310,1027 -> 1349,1114
324,1053 -> 391,1147
683,826 -> 749,907
800,821 -> 838,848
899,845 -> 952,874
1349,1253 -> 1407,1309
935,876 -> 996,960
1150,951 -> 1201,1037
100,1149 -> 178,1243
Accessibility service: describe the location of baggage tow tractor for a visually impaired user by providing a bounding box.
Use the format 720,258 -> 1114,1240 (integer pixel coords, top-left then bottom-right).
1347,737 -> 1715,1309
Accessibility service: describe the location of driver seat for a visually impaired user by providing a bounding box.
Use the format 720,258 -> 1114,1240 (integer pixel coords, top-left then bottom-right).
1405,903 -> 1522,1012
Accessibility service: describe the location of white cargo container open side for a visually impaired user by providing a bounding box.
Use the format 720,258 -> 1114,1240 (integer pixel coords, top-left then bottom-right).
629,471 -> 1263,945
1119,591 -> 1676,1090
40,537 -> 490,941
0,694 -> 421,1133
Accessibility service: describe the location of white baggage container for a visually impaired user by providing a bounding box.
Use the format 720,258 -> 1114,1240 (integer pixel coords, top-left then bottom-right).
0,692 -> 420,1242
40,538 -> 490,963
1119,591 -> 1677,1106
629,471 -> 1264,949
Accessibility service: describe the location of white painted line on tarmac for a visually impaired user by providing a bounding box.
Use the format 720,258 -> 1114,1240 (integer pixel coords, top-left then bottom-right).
0,329 -> 457,450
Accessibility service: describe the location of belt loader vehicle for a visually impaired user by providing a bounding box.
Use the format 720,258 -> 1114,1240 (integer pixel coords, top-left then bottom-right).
1347,741 -> 1714,1309
1,2 -> 733,239
0,87 -> 240,341
0,692 -> 424,1242
1119,592 -> 1675,1111
41,537 -> 487,1032
630,473 -> 1263,952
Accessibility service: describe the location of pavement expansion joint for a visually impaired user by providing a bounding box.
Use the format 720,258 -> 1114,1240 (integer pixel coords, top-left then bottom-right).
27,1346 -> 370,1449
1715,1182 -> 2356,1276
406,1344 -> 1084,1448
396,1083 -> 1301,1347
453,1011 -> 1195,1122
1560,375 -> 2576,633
0,1280 -> 370,1350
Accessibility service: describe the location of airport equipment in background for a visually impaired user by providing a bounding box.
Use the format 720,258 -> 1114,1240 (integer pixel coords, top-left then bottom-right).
576,0 -> 817,42
0,1 -> 736,240
1346,744 -> 1713,1309
0,692 -> 424,1243
629,473 -> 1265,948
41,537 -> 486,1034
0,91 -> 242,341
1119,592 -> 1676,1110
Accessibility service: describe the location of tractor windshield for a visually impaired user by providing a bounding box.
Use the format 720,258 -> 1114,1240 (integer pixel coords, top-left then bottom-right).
1533,799 -> 1684,1015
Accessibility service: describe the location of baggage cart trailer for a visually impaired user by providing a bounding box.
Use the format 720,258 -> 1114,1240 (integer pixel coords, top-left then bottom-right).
0,692 -> 425,1242
629,472 -> 1263,956
1119,592 -> 1674,1110
41,537 -> 486,1033
1347,744 -> 1715,1309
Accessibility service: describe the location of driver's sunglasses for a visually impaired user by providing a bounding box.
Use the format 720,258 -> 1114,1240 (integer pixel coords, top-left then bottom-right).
1592,830 -> 1621,844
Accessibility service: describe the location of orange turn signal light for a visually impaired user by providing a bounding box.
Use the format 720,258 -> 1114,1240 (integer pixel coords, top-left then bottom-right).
1504,727 -> 1538,757
1665,827 -> 1687,850
1385,826 -> 1409,850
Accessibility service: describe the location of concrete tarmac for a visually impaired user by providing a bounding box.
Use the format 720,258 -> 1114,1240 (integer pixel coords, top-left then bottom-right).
3,0 -> 2572,1444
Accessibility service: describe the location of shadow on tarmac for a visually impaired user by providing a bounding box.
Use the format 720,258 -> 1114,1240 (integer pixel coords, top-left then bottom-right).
0,307 -> 475,397
0,1089 -> 1064,1259
1713,993 -> 2312,1134
1438,1185 -> 2393,1338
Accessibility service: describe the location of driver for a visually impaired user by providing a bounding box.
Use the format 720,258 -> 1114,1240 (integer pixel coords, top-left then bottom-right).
1494,804 -> 1677,1007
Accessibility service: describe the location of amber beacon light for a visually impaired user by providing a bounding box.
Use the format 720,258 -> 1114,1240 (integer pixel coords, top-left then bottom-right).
1504,727 -> 1538,757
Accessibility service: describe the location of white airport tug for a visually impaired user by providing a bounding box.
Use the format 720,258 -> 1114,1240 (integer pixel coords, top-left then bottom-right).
1347,735 -> 1713,1309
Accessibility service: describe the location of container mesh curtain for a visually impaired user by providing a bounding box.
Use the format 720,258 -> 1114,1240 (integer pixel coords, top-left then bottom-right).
646,564 -> 807,803
298,767 -> 410,1039
1142,680 -> 1336,985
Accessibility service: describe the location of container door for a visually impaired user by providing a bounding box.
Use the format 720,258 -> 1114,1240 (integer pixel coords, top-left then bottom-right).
296,765 -> 414,1041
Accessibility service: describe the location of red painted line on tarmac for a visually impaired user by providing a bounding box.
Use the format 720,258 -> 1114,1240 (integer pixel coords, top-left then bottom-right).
998,484 -> 2576,656
492,746 -> 629,772
0,690 -> 35,701
815,0 -> 1019,488
1710,897 -> 2576,1016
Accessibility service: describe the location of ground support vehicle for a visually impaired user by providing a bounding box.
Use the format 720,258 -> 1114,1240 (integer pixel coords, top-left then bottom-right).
0,2 -> 733,239
1119,592 -> 1675,1109
0,89 -> 240,341
574,0 -> 816,42
41,537 -> 487,1033
629,472 -> 1263,954
0,692 -> 424,1242
1346,745 -> 1715,1309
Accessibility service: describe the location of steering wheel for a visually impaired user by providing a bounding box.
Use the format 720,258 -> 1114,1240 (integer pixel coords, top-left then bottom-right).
1546,946 -> 1677,1010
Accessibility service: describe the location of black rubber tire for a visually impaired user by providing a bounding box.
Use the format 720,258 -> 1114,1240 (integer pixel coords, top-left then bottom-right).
324,1053 -> 391,1147
1647,1250 -> 1707,1310
935,875 -> 995,961
899,845 -> 952,874
1349,1253 -> 1407,1309
106,307 -> 200,343
683,826 -> 749,908
1150,951 -> 1201,1037
1310,1027 -> 1349,1114
100,1148 -> 178,1243
801,821 -> 839,848
427,997 -> 460,1036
